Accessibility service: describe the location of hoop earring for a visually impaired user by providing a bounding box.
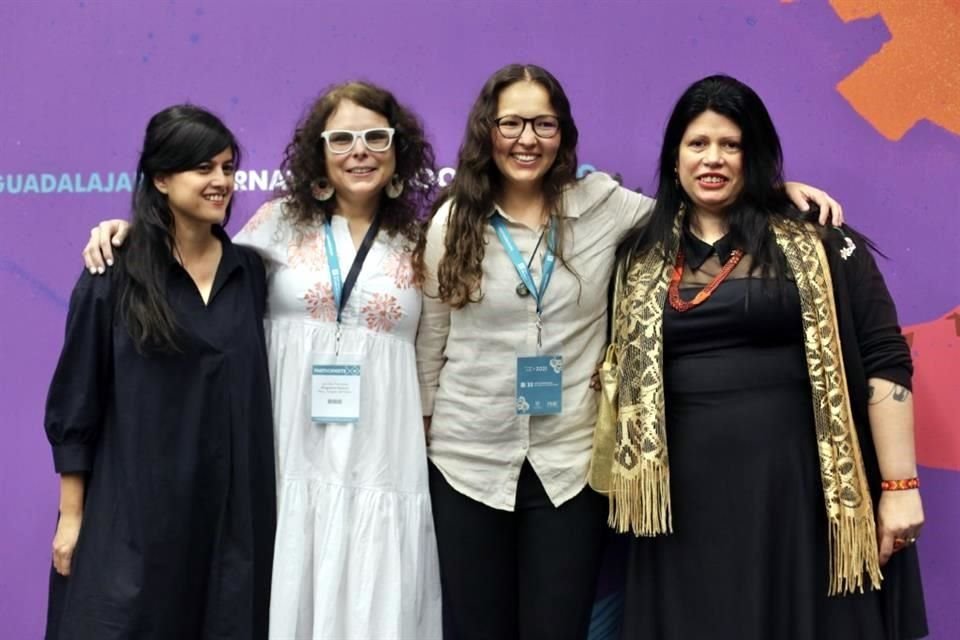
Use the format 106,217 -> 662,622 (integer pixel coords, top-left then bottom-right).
311,179 -> 334,202
385,174 -> 404,199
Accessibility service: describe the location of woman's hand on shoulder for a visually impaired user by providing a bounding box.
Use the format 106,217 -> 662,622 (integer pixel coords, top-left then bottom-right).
52,512 -> 82,576
876,489 -> 924,567
784,182 -> 844,227
83,219 -> 130,274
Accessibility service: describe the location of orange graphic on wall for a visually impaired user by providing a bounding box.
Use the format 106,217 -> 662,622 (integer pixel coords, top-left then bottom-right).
829,0 -> 960,140
904,306 -> 960,472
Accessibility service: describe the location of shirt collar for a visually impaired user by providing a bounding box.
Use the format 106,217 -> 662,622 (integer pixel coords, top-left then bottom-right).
490,205 -> 523,224
167,225 -> 244,289
490,171 -> 624,222
682,225 -> 736,271
489,205 -> 552,232
211,224 -> 242,276
166,222 -> 234,257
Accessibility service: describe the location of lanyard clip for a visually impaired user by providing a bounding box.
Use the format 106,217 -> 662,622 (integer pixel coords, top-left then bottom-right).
536,312 -> 543,350
335,322 -> 343,356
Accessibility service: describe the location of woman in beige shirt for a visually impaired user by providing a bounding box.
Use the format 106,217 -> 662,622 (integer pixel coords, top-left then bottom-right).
414,63 -> 842,640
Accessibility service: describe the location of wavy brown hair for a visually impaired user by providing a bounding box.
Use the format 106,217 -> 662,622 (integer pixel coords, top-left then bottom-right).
280,81 -> 435,242
414,64 -> 580,307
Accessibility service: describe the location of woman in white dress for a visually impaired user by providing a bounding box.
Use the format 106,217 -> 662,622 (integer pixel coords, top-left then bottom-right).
81,82 -> 443,640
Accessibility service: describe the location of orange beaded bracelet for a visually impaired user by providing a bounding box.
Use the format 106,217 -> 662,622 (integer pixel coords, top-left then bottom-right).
880,477 -> 920,491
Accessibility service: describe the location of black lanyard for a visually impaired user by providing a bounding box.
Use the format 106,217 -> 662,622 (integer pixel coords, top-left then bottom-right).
323,215 -> 382,324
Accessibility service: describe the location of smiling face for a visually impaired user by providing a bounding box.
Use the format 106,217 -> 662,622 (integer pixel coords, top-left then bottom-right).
154,147 -> 235,227
491,80 -> 561,193
676,109 -> 744,217
323,99 -> 396,209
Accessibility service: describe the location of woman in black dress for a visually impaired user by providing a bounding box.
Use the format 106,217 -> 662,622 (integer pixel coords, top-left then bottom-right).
44,105 -> 275,640
593,76 -> 927,639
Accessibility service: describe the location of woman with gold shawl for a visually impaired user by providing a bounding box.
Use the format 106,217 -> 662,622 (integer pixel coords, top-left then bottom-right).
593,75 -> 927,639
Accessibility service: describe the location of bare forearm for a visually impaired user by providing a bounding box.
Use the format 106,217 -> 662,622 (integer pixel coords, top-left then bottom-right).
867,378 -> 918,480
52,473 -> 85,576
59,473 -> 85,517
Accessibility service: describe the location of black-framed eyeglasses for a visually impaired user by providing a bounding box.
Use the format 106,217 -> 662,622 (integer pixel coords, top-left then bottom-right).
320,127 -> 396,154
494,115 -> 561,139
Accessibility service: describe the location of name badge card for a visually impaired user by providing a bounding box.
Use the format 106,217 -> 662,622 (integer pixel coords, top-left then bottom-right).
516,355 -> 563,416
311,361 -> 361,424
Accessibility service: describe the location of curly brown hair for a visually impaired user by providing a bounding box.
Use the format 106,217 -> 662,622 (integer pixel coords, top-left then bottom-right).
280,81 -> 435,242
413,64 -> 580,308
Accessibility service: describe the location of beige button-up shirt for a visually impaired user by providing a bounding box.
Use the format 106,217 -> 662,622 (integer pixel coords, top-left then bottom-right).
417,172 -> 655,510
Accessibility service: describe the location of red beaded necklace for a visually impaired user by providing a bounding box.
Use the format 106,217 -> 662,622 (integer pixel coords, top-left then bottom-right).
667,247 -> 744,312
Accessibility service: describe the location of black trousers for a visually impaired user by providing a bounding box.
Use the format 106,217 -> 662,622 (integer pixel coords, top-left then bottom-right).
429,459 -> 608,640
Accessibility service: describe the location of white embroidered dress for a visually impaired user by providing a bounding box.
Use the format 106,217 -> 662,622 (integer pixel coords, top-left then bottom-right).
235,200 -> 442,640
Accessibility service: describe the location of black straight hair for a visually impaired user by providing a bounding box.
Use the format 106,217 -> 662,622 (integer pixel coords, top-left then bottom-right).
117,104 -> 240,353
617,74 -> 807,284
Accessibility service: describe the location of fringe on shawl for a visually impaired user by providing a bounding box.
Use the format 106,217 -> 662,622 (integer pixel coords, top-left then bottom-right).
602,216 -> 883,595
608,458 -> 672,536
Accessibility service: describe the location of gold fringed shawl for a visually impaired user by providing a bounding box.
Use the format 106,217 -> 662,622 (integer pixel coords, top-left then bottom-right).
601,215 -> 882,595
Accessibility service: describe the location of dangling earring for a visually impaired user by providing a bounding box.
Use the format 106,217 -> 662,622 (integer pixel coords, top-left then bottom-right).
674,166 -> 680,188
311,179 -> 334,202
385,174 -> 404,199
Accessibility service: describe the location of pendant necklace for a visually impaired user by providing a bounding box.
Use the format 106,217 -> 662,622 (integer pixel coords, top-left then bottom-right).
516,228 -> 547,297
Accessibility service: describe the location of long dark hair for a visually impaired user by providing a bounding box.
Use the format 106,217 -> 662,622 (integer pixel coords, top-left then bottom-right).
617,74 -> 804,282
279,81 -> 436,243
414,64 -> 580,308
118,104 -> 240,353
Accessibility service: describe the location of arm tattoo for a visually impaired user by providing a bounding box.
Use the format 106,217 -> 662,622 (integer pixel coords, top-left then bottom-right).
892,385 -> 911,402
868,382 -> 911,405
869,384 -> 894,405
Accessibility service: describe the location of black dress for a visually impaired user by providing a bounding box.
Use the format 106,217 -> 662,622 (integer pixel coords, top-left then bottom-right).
44,227 -> 276,640
620,229 -> 927,640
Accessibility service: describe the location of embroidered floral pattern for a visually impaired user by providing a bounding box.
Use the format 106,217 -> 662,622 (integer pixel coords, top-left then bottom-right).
361,293 -> 403,332
383,249 -> 415,289
243,202 -> 274,233
287,231 -> 326,272
304,282 -> 336,321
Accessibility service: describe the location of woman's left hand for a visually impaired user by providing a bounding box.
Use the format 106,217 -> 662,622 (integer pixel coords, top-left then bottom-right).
52,512 -> 82,576
876,489 -> 925,567
784,182 -> 844,227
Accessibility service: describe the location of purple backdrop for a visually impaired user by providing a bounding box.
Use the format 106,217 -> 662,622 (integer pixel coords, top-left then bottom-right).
2,1 -> 957,637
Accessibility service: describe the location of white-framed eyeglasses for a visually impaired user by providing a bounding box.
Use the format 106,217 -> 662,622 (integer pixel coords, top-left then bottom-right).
320,128 -> 396,154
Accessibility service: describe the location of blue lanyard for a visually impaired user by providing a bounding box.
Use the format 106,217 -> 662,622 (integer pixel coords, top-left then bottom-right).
323,216 -> 381,349
491,214 -> 557,345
